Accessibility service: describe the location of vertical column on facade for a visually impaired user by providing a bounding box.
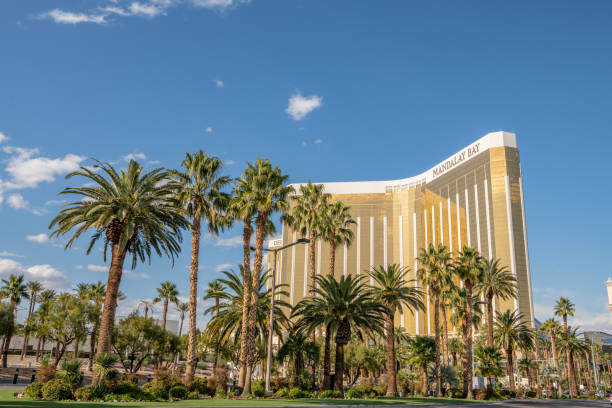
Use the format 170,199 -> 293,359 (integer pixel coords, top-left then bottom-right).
474,183 -> 482,253
356,217 -> 361,276
519,172 -> 535,326
370,216 -> 374,285
447,195 -> 453,254
431,204 -> 436,246
413,211 -> 420,335
383,216 -> 388,268
302,233 -> 308,298
439,200 -> 444,246
464,186 -> 471,247
343,243 -> 348,277
317,239 -> 322,278
484,178 -> 495,313
504,175 -> 519,312
290,229 -> 296,305
399,215 -> 404,327
423,207 -> 430,334
456,190 -> 462,250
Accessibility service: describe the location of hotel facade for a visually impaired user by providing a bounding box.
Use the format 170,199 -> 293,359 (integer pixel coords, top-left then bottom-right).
274,131 -> 535,334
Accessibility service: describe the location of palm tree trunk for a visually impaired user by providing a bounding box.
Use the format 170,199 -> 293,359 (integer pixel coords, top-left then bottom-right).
162,298 -> 168,331
185,210 -> 202,387
507,345 -> 515,392
464,281 -> 474,399
441,304 -> 449,366
385,313 -> 397,396
242,211 -> 269,397
308,231 -> 317,387
238,219 -> 252,389
568,348 -> 577,397
178,315 -> 184,337
535,335 -> 541,397
334,341 -> 345,392
323,323 -> 332,390
2,301 -> 17,368
21,333 -> 29,360
422,364 -> 428,396
35,338 -> 42,362
328,238 -> 336,277
95,242 -> 128,362
73,341 -> 79,359
433,293 -> 442,397
486,291 -> 494,347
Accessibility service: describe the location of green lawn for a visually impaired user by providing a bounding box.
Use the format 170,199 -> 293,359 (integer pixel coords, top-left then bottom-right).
0,389 -> 481,407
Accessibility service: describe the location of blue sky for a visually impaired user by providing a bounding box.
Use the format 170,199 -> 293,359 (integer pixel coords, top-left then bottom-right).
0,0 -> 611,331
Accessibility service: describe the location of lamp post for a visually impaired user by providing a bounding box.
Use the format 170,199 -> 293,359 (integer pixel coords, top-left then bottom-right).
251,237 -> 310,393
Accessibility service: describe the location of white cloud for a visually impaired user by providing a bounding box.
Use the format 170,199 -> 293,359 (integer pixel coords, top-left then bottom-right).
215,263 -> 233,272
225,160 -> 235,165
0,251 -> 22,258
74,265 -> 83,270
0,132 -> 7,144
314,139 -> 322,144
215,236 -> 242,247
0,258 -> 69,290
7,193 -> 28,210
87,264 -> 108,273
39,9 -> 107,24
190,0 -> 249,10
286,92 -> 323,121
213,79 -> 224,88
128,2 -> 165,17
26,233 -> 49,244
123,152 -> 146,162
205,127 -> 213,133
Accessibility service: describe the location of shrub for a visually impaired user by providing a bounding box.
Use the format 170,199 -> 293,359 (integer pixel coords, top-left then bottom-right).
112,380 -> 140,395
288,387 -> 311,399
251,380 -> 266,397
24,382 -> 44,399
353,383 -> 373,395
526,390 -> 537,398
214,388 -> 227,399
153,369 -> 182,390
372,385 -> 385,396
276,387 -> 290,398
187,390 -> 200,399
103,393 -> 119,402
89,382 -> 107,399
141,383 -> 168,400
169,385 -> 189,399
475,389 -> 487,400
73,386 -> 93,401
190,377 -> 208,394
37,360 -> 57,383
118,393 -> 138,402
41,379 -> 73,400
346,389 -> 362,399
318,390 -> 343,399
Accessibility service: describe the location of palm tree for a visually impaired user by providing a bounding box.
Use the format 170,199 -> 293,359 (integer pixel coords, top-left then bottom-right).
49,160 -> 188,365
517,358 -> 536,389
0,274 -> 28,367
454,246 -> 484,399
240,159 -> 292,396
20,280 -> 43,360
405,336 -> 436,396
86,282 -> 106,370
293,274 -> 386,391
175,302 -> 189,337
554,296 -> 577,397
277,326 -> 319,387
448,337 -> 462,367
474,345 -> 503,394
438,258 -> 455,367
203,281 -> 225,369
34,289 -> 56,361
475,258 -> 517,347
154,281 -> 179,331
417,243 -> 450,397
494,310 -> 533,392
540,318 -> 562,385
368,264 -> 424,396
137,300 -> 155,318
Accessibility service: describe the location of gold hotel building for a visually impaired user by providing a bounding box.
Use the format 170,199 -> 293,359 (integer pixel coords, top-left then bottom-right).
273,131 -> 534,334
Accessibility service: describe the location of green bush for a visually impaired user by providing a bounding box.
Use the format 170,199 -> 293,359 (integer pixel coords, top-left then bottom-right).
346,389 -> 362,399
41,379 -> 73,400
526,390 -> 537,398
251,380 -> 266,397
187,390 -> 200,399
214,388 -> 227,399
141,383 -> 168,400
89,382 -> 107,399
353,384 -> 373,395
288,387 -> 311,398
103,393 -> 119,402
372,385 -> 385,396
112,380 -> 140,395
276,387 -> 290,398
169,385 -> 189,399
24,382 -> 44,399
190,377 -> 208,394
318,390 -> 343,399
73,386 -> 93,401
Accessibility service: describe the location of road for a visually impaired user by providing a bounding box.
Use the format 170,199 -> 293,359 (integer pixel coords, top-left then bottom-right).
431,400 -> 609,407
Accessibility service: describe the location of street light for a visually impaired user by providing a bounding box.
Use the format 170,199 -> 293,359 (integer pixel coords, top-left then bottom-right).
250,237 -> 310,393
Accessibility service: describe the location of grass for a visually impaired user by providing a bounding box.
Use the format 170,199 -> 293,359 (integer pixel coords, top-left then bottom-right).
0,389 -> 482,407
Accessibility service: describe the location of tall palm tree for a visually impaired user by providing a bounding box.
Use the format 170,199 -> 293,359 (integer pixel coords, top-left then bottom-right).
454,246 -> 484,399
475,258 -> 517,347
540,318 -> 562,381
405,336 -> 436,396
368,264 -> 424,396
171,151 -> 230,386
558,328 -> 588,390
49,160 -> 188,366
0,274 -> 28,367
417,243 -> 450,397
240,159 -> 292,396
204,281 -> 225,369
34,289 -> 56,361
474,345 -> 503,394
277,326 -> 319,387
554,296 -> 577,397
154,281 -> 179,331
438,257 -> 455,367
86,282 -> 106,371
20,280 -> 43,360
494,310 -> 533,392
293,274 -> 386,391
175,302 -> 189,337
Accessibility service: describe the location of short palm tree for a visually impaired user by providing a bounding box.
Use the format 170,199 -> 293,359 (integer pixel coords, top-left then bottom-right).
175,301 -> 189,337
558,326 -> 588,394
368,264 -> 424,396
475,345 -> 504,394
0,274 -> 28,367
171,151 -> 230,386
448,337 -> 463,367
277,326 -> 319,387
554,296 -> 577,397
154,281 -> 179,331
454,246 -> 484,399
240,159 -> 292,396
203,281 -> 225,368
49,160 -> 188,364
137,300 -> 155,318
20,280 -> 43,360
320,201 -> 355,277
86,281 -> 106,370
475,258 -> 516,347
292,274 -> 385,391
540,318 -> 562,375
417,243 -> 450,397
517,357 -> 537,389
494,310 -> 533,392
405,336 -> 436,396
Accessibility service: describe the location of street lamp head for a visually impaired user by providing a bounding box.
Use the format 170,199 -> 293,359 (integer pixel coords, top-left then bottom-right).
297,238 -> 310,244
